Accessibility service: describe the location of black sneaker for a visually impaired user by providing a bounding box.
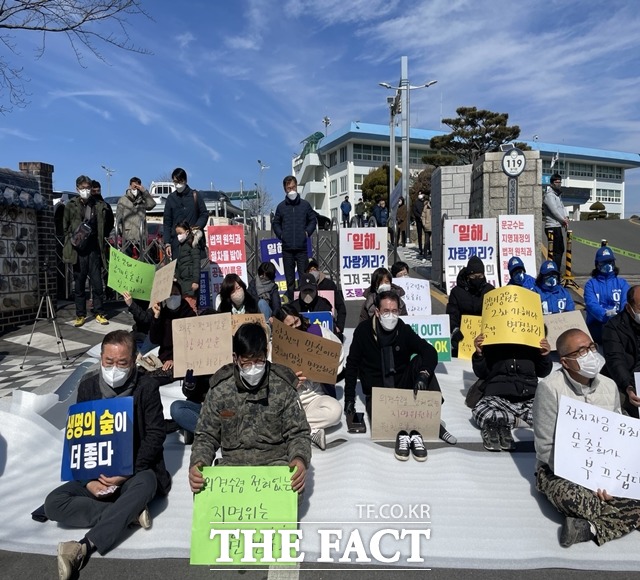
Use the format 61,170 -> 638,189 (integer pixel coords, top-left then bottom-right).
409,430 -> 428,461
496,418 -> 516,451
394,430 -> 411,461
560,517 -> 594,547
481,419 -> 501,451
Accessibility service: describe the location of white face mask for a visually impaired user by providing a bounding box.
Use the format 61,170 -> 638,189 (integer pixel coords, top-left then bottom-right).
129,188 -> 138,197
310,270 -> 320,281
78,188 -> 91,199
377,283 -> 391,294
166,295 -> 181,310
631,308 -> 640,325
287,191 -> 298,200
177,233 -> 187,243
101,365 -> 130,389
379,313 -> 399,331
231,289 -> 245,306
239,363 -> 266,387
572,350 -> 605,379
175,183 -> 186,193
418,194 -> 424,200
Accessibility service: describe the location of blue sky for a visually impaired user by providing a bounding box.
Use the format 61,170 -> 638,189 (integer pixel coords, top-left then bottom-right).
2,0 -> 639,212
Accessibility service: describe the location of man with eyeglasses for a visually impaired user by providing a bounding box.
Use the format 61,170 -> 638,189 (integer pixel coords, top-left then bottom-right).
188,323 -> 311,495
532,328 -> 640,547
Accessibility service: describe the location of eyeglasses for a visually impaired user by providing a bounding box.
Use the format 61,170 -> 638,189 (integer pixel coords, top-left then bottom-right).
561,343 -> 598,359
379,309 -> 400,317
235,357 -> 266,371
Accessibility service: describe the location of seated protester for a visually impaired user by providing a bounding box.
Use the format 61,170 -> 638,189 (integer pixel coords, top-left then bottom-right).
602,285 -> 640,418
506,256 -> 536,290
344,290 -> 457,445
470,333 -> 552,452
148,281 -> 196,385
359,267 -> 408,322
122,290 -> 156,354
275,304 -> 343,450
584,246 -> 630,344
188,323 -> 311,495
446,256 -> 495,357
391,261 -> 410,278
290,273 -> 334,322
532,328 -> 640,548
305,258 -> 347,341
44,330 -> 171,580
170,370 -> 214,445
216,273 -> 265,320
247,261 -> 282,320
533,260 -> 575,314
174,221 -> 201,313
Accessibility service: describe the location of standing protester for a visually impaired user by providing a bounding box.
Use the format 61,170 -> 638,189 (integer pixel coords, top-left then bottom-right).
340,196 -> 352,228
412,191 -> 425,257
62,175 -> 112,327
115,177 -> 156,257
372,198 -> 389,228
355,197 -> 366,227
543,173 -> 569,272
395,197 -> 407,247
421,192 -> 432,259
272,175 -> 317,301
174,221 -> 201,312
162,168 -> 208,260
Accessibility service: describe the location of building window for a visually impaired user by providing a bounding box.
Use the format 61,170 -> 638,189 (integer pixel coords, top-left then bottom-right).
568,162 -> 593,178
542,160 -> 566,176
596,189 -> 621,203
340,176 -> 348,193
339,146 -> 347,163
596,165 -> 622,180
353,143 -> 390,162
329,152 -> 337,168
330,179 -> 337,197
354,174 -> 364,191
396,148 -> 428,164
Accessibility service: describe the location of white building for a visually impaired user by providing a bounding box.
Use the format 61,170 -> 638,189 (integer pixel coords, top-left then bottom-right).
292,122 -> 640,219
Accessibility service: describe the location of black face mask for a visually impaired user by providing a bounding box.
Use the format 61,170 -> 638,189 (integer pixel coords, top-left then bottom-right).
469,277 -> 485,291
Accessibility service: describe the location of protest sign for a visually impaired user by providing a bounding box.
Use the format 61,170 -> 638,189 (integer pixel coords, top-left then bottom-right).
394,278 -> 431,316
371,388 -> 441,441
304,311 -> 334,333
340,228 -> 388,300
554,396 -> 640,500
172,314 -> 233,377
61,397 -> 133,481
190,465 -> 297,565
149,259 -> 177,306
208,225 -> 247,305
401,315 -> 451,362
543,311 -> 591,351
198,264 -> 212,310
497,215 -> 536,286
458,315 -> 482,360
481,286 -> 544,348
231,313 -> 268,335
271,319 -> 340,384
107,247 -> 156,300
260,238 -> 313,299
444,218 -> 498,293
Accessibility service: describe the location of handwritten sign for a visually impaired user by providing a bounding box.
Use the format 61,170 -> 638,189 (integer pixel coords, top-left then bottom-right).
498,214 -> 536,286
543,311 -> 591,351
149,259 -> 177,306
231,314 -> 268,335
371,388 -> 441,441
61,397 -> 133,481
554,396 -> 640,500
190,465 -> 297,565
271,319 -> 341,384
481,286 -> 543,348
401,315 -> 451,362
340,228 -> 388,300
393,278 -> 431,315
458,315 -> 482,360
107,247 -> 156,299
172,314 -> 233,378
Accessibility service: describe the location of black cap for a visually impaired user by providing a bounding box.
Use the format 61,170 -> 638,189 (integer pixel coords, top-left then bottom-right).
299,273 -> 317,293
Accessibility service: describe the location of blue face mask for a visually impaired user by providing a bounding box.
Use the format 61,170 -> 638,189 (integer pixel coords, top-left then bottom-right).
512,271 -> 525,285
598,262 -> 614,275
544,275 -> 558,288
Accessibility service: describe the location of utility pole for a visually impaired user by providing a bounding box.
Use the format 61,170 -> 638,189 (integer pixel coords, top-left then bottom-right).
101,165 -> 115,197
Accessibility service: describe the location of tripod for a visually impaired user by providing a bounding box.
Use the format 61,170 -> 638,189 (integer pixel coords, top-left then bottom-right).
21,268 -> 69,369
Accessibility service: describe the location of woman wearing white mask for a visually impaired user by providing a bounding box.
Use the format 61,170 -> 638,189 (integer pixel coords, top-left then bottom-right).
215,273 -> 261,316
359,267 -> 408,322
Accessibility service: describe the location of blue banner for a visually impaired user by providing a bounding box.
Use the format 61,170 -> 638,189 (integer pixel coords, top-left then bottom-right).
303,311 -> 334,332
61,397 -> 134,481
260,238 -> 313,299
199,267 -> 212,310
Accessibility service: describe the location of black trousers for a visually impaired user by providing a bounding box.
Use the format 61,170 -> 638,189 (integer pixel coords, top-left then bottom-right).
546,227 -> 565,272
415,221 -> 424,253
282,248 -> 309,301
74,248 -> 106,317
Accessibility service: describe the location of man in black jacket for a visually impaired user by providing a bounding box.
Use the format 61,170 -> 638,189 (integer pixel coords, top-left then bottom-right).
44,330 -> 171,580
303,260 -> 347,340
412,191 -> 425,257
603,285 -> 640,418
273,175 -> 317,300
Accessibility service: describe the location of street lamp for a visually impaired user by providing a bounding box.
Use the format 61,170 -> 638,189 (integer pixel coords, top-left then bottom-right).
101,165 -> 115,197
257,160 -> 270,221
322,116 -> 331,136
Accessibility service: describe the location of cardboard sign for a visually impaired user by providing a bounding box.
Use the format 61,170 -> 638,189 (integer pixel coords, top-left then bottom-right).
271,318 -> 341,384
482,286 -> 544,348
61,397 -> 133,481
107,247 -> 156,300
231,313 -> 268,335
498,214 -> 536,286
543,310 -> 591,351
172,314 -> 233,378
371,388 -> 441,441
458,315 -> 482,360
149,259 -> 177,306
554,396 -> 640,500
401,315 -> 451,362
190,465 -> 297,565
394,278 -> 432,316
340,228 -> 388,300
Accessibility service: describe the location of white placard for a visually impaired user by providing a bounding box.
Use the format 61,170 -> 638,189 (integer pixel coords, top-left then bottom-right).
400,314 -> 451,362
554,395 -> 640,500
444,218 -> 498,293
497,214 -> 537,286
339,228 -> 388,300
394,277 -> 431,316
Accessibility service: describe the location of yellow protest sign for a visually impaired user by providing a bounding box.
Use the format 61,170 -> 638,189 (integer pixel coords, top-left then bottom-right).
458,315 -> 482,360
481,286 -> 543,348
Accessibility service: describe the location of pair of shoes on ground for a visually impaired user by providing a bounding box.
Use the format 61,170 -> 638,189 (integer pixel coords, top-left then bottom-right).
73,314 -> 108,327
311,428 -> 326,450
560,516 -> 594,547
481,418 -> 515,452
395,430 -> 427,461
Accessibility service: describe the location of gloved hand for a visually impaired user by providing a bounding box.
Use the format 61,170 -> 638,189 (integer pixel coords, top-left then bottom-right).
451,327 -> 464,344
605,309 -> 617,318
344,400 -> 356,417
414,371 -> 430,394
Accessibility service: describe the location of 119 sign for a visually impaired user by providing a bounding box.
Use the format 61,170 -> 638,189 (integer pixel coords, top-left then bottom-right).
502,148 -> 526,177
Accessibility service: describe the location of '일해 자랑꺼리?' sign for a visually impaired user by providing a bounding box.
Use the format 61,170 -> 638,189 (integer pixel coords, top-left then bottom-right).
340,228 -> 388,300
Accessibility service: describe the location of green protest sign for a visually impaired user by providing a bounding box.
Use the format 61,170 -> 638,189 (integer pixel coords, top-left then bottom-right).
190,465 -> 299,566
107,247 -> 156,300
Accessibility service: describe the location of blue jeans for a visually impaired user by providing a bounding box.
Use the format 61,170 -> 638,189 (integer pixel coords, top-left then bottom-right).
170,400 -> 202,434
258,298 -> 271,321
